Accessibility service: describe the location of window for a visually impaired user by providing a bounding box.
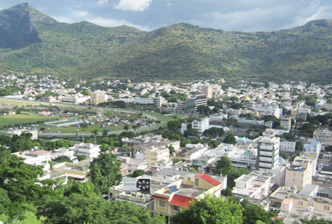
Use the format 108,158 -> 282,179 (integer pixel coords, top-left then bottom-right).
298,201 -> 303,206
173,205 -> 179,211
324,206 -> 329,211
195,178 -> 199,187
159,200 -> 166,208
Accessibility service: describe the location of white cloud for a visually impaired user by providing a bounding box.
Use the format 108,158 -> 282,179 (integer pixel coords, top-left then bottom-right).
74,11 -> 89,17
114,0 -> 152,12
51,16 -> 74,24
86,17 -> 150,30
98,0 -> 109,6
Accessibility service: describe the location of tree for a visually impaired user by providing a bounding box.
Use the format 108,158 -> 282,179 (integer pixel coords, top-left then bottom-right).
91,129 -> 99,144
130,170 -> 145,177
76,154 -> 87,161
64,180 -> 96,197
0,150 -> 44,217
169,145 -> 175,156
242,203 -> 282,224
325,145 -> 332,152
279,152 -> 289,160
295,216 -> 332,224
171,195 -> 243,224
36,194 -> 164,224
223,133 -> 236,144
216,156 -> 233,176
90,153 -> 122,194
52,156 -> 72,163
124,124 -> 129,131
100,143 -> 111,152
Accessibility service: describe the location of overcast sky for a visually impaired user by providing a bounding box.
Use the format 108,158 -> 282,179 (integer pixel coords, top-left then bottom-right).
1,0 -> 331,32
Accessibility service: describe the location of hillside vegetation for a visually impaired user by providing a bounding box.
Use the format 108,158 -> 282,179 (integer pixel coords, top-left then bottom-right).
1,3 -> 332,83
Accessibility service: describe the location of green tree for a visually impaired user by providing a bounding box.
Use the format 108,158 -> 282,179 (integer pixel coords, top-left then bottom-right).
90,153 -> 122,194
0,149 -> 44,217
242,203 -> 282,224
223,133 -> 236,144
64,180 -> 96,197
295,216 -> 332,224
130,169 -> 145,177
52,156 -> 72,163
171,195 -> 243,224
36,194 -> 164,224
100,143 -> 111,152
76,154 -> 87,161
216,156 -> 233,176
325,145 -> 332,152
279,152 -> 289,160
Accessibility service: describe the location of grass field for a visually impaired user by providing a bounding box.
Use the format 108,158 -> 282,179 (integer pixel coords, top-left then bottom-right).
0,114 -> 59,127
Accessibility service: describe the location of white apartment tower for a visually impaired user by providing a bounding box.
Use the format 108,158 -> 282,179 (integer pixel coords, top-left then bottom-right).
91,91 -> 105,105
256,129 -> 280,170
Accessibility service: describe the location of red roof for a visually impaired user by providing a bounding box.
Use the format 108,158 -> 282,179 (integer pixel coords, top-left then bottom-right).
194,173 -> 221,186
169,194 -> 196,208
151,195 -> 169,201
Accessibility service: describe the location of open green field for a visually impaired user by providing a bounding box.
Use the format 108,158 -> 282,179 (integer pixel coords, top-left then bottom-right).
0,98 -> 41,106
0,114 -> 59,127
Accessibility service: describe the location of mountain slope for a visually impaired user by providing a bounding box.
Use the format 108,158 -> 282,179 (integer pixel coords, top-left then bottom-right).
0,3 -> 332,83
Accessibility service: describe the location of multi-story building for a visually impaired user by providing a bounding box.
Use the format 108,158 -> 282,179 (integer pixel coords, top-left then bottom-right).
185,94 -> 207,114
303,138 -> 322,157
285,156 -> 314,190
280,140 -> 296,153
280,118 -> 291,130
90,91 -> 105,105
145,145 -> 170,169
191,117 -> 209,133
256,129 -> 280,170
201,85 -> 213,99
70,143 -> 100,161
314,129 -> 332,147
152,173 -> 227,220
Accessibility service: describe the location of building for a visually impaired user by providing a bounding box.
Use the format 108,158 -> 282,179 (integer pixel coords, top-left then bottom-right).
70,143 -> 100,161
201,85 -> 213,99
303,139 -> 322,157
145,145 -> 170,169
256,129 -> 280,170
232,170 -> 275,200
191,117 -> 209,133
285,156 -> 314,190
185,94 -> 207,114
90,91 -> 105,105
280,118 -> 291,130
314,129 -> 332,147
280,141 -> 296,153
153,96 -> 168,110
152,173 -> 227,219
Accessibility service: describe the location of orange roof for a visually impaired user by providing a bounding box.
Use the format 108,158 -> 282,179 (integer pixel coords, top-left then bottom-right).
194,173 -> 221,186
169,194 -> 196,208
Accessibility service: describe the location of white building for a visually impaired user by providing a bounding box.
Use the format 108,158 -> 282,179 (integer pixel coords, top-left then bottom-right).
70,143 -> 100,161
191,117 -> 209,133
256,129 -> 280,170
280,141 -> 296,153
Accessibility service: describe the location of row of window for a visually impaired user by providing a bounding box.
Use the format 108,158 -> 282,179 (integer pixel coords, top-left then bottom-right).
297,201 -> 330,210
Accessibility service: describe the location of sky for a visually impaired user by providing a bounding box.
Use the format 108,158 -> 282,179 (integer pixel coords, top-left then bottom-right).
0,0 -> 332,32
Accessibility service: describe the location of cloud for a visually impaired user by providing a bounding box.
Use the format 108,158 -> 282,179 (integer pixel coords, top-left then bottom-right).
98,0 -> 109,6
86,17 -> 150,30
74,11 -> 90,17
114,0 -> 152,12
167,3 -> 172,7
51,16 -> 74,24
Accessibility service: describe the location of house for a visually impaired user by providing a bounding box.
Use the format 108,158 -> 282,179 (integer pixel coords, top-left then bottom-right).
152,173 -> 227,219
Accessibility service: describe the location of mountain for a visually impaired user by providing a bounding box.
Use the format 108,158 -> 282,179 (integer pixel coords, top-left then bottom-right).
0,3 -> 332,83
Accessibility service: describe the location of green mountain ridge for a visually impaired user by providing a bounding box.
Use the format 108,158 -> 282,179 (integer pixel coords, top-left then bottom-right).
1,3 -> 332,83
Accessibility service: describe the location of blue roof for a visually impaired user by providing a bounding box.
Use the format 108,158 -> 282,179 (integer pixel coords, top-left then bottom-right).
236,137 -> 252,142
